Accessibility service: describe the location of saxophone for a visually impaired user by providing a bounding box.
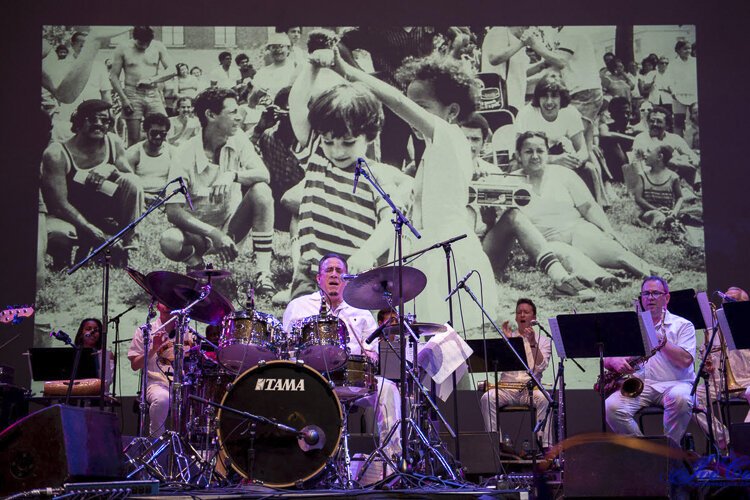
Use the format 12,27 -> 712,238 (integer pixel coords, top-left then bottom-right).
593,307 -> 667,398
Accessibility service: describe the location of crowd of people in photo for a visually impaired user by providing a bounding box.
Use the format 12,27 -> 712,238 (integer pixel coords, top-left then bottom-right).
38,25 -> 702,307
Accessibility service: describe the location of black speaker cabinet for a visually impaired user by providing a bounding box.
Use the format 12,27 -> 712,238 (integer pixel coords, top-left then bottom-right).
730,422 -> 750,457
0,404 -> 125,496
564,435 -> 670,498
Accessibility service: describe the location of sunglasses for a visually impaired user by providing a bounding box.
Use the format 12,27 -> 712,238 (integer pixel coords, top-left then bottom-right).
149,130 -> 168,139
86,114 -> 113,126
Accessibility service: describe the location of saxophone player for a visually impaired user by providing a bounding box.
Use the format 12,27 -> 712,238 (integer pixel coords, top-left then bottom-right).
605,275 -> 696,447
480,298 -> 553,451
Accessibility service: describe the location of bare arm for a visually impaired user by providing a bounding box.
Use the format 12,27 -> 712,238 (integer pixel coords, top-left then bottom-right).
332,48 -> 438,142
578,200 -> 616,236
633,174 -> 658,212
112,136 -> 134,173
109,47 -> 130,109
486,32 -> 524,66
660,338 -> 693,369
524,35 -> 570,71
41,146 -> 106,242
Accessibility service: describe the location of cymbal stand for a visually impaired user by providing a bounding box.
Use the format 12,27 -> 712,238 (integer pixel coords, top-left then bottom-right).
126,286 -> 219,486
357,317 -> 458,482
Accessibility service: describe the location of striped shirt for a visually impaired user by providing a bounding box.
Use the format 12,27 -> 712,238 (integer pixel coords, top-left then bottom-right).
297,150 -> 400,263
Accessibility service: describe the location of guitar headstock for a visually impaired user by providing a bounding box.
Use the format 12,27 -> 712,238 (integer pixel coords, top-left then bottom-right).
0,305 -> 35,324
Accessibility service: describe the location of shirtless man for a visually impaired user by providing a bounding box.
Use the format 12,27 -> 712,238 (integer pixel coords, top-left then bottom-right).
109,26 -> 176,146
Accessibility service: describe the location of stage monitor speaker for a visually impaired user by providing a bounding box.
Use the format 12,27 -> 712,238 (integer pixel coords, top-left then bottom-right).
0,404 -> 125,496
730,422 -> 750,457
439,431 -> 501,475
564,435 -> 670,498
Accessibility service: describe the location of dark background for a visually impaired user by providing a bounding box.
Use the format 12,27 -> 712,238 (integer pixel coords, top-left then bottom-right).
1,0 -> 748,436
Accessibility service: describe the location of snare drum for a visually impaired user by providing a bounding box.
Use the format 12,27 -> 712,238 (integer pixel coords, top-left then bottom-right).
327,354 -> 377,401
182,366 -> 235,443
219,310 -> 284,372
291,314 -> 349,372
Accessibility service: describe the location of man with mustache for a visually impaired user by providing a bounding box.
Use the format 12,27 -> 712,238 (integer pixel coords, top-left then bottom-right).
41,99 -> 143,269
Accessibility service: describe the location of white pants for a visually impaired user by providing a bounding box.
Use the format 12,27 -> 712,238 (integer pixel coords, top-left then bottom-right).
480,387 -> 552,447
355,376 -> 401,459
146,382 -> 171,437
605,381 -> 694,446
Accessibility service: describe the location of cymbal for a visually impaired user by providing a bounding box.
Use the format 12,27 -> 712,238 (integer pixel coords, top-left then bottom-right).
125,266 -> 154,297
146,271 -> 233,325
382,322 -> 447,339
187,266 -> 232,281
342,266 -> 427,310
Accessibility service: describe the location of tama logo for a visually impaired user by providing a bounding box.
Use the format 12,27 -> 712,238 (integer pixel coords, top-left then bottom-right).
255,378 -> 305,391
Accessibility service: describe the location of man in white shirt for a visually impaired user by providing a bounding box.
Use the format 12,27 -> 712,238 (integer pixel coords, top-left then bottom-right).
209,51 -> 242,89
282,253 -> 402,460
605,275 -> 696,446
480,298 -> 553,449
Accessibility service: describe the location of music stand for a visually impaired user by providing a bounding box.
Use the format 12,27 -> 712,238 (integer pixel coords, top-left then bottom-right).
549,311 -> 657,432
27,347 -> 99,381
466,338 -> 534,459
716,301 -> 750,351
668,289 -> 712,330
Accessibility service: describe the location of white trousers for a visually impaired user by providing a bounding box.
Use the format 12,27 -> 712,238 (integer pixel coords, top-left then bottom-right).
605,381 -> 694,446
355,376 -> 402,459
146,382 -> 171,437
480,387 -> 552,447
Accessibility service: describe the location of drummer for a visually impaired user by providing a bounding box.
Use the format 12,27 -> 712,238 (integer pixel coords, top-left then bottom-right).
282,253 -> 402,461
128,302 -> 195,436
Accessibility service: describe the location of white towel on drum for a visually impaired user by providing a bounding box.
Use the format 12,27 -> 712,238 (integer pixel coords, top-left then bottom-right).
417,324 -> 473,401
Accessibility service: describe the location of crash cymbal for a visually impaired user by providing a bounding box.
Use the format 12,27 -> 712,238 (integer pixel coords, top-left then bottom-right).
187,264 -> 232,281
342,266 -> 427,310
125,266 -> 154,297
382,322 -> 447,339
146,270 -> 233,325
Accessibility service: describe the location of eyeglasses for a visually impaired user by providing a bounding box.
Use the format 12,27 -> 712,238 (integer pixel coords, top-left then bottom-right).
658,61 -> 669,65
85,114 -> 113,126
640,291 -> 666,298
148,130 -> 168,139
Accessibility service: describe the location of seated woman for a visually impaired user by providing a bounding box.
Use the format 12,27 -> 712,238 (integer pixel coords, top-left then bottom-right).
515,130 -> 671,280
514,74 -> 607,205
73,318 -> 114,393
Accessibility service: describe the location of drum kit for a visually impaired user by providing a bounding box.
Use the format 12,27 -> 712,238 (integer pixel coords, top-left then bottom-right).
123,263 -> 457,488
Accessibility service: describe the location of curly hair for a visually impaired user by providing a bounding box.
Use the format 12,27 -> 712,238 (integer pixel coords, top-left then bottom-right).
308,83 -> 383,141
394,55 -> 478,121
74,318 -> 103,349
531,74 -> 571,108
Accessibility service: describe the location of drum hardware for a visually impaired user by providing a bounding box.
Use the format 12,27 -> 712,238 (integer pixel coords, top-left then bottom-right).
187,263 -> 232,281
125,277 -> 225,486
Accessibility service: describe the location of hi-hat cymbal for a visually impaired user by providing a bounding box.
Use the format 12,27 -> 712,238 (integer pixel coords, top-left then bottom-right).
342,266 -> 427,310
187,266 -> 232,281
146,270 -> 233,325
382,322 -> 447,339
125,266 -> 154,297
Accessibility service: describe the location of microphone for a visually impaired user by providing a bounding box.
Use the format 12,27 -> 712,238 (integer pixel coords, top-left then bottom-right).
530,319 -> 553,339
298,425 -> 325,451
342,274 -> 359,281
352,158 -> 364,193
445,270 -> 475,301
50,330 -> 73,346
176,177 -> 194,211
365,316 -> 395,344
716,290 -> 737,303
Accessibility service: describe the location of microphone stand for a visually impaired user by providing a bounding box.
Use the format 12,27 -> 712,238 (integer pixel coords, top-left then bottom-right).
108,304 -> 135,401
691,316 -> 721,459
353,163 -> 422,479
67,180 -> 186,410
50,330 -> 82,407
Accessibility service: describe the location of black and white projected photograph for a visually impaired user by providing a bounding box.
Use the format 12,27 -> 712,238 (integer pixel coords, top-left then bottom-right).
34,25 -> 703,397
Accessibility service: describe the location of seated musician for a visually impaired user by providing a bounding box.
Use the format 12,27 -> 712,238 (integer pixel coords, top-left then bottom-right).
479,298 -> 553,451
282,253 -> 402,461
128,302 -> 194,437
721,287 -> 750,423
604,275 -> 696,447
72,317 -> 114,393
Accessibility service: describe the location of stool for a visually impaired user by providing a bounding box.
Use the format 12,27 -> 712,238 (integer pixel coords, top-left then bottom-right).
716,395 -> 749,428
636,404 -> 706,432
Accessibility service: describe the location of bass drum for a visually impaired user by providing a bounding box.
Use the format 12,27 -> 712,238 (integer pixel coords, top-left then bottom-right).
217,361 -> 342,487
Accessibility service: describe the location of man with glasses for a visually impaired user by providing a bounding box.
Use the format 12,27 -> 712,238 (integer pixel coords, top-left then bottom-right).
604,275 -> 697,447
41,99 -> 144,270
126,112 -> 174,203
